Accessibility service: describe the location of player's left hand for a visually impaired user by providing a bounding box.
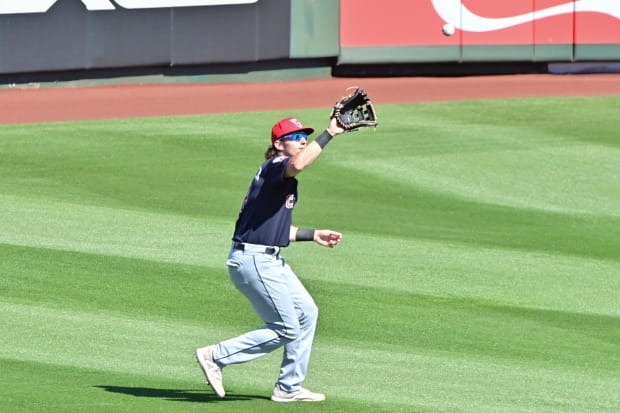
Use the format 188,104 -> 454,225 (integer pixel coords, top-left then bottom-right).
314,229 -> 343,248
327,117 -> 345,136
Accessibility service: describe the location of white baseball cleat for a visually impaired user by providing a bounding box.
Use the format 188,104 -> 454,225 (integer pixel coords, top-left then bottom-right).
271,383 -> 325,402
195,345 -> 225,398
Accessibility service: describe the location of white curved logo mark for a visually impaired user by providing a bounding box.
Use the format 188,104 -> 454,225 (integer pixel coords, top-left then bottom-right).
431,0 -> 620,32
0,0 -> 258,14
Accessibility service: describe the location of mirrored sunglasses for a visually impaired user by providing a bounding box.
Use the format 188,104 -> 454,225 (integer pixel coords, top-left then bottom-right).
279,132 -> 308,142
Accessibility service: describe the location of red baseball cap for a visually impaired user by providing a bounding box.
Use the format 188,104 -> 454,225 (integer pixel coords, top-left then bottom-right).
271,117 -> 315,143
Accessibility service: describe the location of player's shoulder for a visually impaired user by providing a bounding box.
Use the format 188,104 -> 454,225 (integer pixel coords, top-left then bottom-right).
260,155 -> 288,166
259,156 -> 288,170
259,156 -> 290,182
270,155 -> 289,164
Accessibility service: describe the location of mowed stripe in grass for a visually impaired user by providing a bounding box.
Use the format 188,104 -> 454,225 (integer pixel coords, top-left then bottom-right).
1,96 -> 619,412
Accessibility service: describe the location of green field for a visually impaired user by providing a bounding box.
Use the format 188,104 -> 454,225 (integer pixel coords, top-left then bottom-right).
1,96 -> 619,413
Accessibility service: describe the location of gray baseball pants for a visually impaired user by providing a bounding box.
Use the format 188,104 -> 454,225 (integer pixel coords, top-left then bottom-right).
211,243 -> 319,392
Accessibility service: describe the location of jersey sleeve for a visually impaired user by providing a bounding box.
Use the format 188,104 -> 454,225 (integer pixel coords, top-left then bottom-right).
262,156 -> 290,185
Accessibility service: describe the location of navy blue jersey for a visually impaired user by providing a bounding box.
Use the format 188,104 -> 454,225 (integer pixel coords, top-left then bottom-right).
232,156 -> 298,247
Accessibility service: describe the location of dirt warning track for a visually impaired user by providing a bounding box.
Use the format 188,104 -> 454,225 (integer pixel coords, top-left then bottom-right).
1,74 -> 620,124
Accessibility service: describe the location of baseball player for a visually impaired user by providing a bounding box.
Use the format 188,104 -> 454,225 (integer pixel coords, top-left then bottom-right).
196,116 -> 344,402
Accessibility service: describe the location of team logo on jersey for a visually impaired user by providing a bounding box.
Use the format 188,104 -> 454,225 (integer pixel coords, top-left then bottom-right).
285,194 -> 296,209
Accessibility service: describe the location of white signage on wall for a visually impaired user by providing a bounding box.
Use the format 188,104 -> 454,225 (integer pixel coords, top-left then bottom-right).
432,0 -> 620,32
0,0 -> 258,14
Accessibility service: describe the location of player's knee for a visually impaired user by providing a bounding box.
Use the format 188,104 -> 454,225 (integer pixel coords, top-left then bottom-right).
283,323 -> 301,341
274,320 -> 301,342
271,302 -> 318,341
305,302 -> 319,325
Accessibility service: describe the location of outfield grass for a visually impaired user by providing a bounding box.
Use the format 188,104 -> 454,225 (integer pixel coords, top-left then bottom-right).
1,96 -> 619,413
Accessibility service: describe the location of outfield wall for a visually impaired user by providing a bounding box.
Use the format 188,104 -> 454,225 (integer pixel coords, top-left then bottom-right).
0,0 -> 619,78
339,0 -> 620,64
0,0 -> 339,76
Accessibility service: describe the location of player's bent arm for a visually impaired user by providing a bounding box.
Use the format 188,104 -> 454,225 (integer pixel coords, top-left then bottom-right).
289,225 -> 299,242
285,139 -> 325,177
285,119 -> 344,177
290,226 -> 314,242
290,225 -> 343,248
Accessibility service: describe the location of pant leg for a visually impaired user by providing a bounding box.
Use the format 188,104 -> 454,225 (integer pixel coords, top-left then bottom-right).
213,250 -> 301,366
277,259 -> 319,392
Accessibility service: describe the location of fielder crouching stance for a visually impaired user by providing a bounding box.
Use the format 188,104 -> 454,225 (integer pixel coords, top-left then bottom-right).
196,88 -> 377,402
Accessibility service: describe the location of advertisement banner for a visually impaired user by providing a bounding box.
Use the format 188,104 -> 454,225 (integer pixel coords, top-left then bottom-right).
340,0 -> 620,47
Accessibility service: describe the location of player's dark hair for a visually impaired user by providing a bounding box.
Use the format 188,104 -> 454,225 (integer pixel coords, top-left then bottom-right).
264,145 -> 278,160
